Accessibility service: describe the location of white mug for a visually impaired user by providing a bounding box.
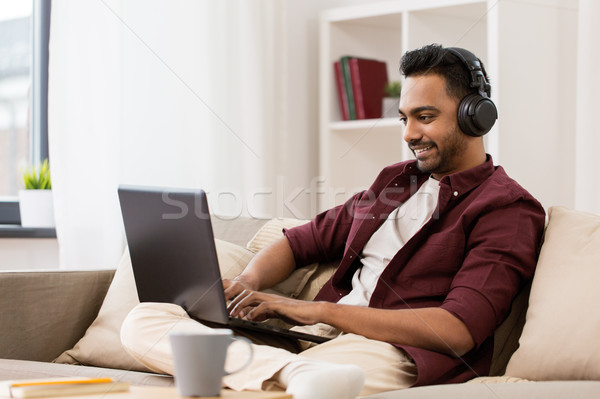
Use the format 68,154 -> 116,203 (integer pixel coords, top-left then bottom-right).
169,329 -> 253,397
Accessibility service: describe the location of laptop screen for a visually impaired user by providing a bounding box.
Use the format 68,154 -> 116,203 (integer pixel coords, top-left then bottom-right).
118,185 -> 229,324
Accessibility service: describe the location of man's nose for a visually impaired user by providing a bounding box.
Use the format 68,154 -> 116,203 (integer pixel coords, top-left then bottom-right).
403,120 -> 421,143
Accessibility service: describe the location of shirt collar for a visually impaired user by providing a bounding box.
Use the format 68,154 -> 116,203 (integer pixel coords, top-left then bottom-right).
438,154 -> 495,195
399,154 -> 495,194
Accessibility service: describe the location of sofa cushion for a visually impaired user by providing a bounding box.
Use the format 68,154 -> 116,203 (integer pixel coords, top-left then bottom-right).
247,218 -> 319,299
246,218 -> 308,253
0,270 -> 114,363
363,381 -> 600,399
54,239 -> 256,372
467,376 -> 529,383
505,206 -> 600,380
52,249 -> 154,372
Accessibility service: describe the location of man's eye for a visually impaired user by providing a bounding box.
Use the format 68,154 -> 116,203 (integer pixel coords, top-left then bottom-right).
419,115 -> 434,122
399,116 -> 407,125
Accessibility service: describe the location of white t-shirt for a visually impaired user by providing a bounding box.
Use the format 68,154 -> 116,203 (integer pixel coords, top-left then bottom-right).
337,176 -> 441,307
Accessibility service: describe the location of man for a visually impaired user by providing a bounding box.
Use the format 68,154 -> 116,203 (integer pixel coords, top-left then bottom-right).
121,44 -> 545,399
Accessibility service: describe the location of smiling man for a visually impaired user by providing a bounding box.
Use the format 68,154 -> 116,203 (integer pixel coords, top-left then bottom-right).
401,74 -> 485,178
121,44 -> 546,399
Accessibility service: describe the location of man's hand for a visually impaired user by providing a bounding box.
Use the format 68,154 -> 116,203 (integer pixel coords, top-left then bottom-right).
225,280 -> 474,356
222,237 -> 298,302
222,276 -> 258,301
227,289 -> 323,326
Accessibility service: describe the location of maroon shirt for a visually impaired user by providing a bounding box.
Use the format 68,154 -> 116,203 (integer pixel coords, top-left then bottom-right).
284,155 -> 545,386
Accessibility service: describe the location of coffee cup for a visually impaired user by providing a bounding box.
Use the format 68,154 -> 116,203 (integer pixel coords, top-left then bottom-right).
169,329 -> 253,397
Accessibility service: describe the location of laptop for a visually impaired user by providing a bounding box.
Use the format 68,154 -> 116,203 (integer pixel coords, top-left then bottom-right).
118,184 -> 330,344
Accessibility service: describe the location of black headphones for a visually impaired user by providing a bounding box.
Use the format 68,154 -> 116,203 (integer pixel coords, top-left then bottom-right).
446,47 -> 498,137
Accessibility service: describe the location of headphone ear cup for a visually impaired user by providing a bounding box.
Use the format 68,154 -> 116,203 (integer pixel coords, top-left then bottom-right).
457,94 -> 498,137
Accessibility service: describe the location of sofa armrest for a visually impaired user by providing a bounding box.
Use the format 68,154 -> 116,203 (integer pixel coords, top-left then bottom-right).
0,270 -> 115,362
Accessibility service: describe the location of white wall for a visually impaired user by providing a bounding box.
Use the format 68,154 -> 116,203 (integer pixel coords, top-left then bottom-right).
0,239 -> 59,270
575,0 -> 600,215
491,0 -> 578,210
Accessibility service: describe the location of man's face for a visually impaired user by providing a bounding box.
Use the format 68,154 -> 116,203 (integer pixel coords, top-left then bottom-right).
399,74 -> 470,179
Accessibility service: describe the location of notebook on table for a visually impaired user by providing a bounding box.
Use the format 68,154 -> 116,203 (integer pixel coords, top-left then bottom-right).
118,185 -> 330,344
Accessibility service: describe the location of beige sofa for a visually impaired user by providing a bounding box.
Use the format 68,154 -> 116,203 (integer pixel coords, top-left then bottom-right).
2,207 -> 600,398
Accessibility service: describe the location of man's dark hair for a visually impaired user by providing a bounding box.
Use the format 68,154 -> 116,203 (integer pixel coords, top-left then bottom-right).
400,43 -> 491,101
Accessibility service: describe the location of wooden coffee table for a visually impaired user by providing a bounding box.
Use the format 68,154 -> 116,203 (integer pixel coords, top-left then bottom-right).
43,386 -> 292,399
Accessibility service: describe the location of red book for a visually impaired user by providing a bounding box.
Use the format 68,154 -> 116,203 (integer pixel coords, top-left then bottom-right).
349,58 -> 388,119
334,61 -> 350,120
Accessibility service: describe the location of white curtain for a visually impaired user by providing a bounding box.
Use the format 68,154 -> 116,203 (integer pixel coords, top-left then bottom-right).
48,0 -> 124,269
575,0 -> 600,215
48,0 -> 285,269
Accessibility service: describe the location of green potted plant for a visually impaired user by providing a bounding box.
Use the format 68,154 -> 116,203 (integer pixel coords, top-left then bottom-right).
382,81 -> 401,118
19,159 -> 55,228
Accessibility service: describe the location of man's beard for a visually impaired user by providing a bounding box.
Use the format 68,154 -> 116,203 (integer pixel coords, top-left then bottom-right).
414,127 -> 468,176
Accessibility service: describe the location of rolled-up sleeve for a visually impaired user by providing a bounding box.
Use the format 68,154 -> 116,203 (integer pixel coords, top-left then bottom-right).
284,192 -> 365,268
283,221 -> 322,267
442,287 -> 497,347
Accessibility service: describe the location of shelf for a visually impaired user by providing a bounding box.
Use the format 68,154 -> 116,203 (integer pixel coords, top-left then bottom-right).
0,225 -> 57,238
330,118 -> 402,132
322,0 -> 485,24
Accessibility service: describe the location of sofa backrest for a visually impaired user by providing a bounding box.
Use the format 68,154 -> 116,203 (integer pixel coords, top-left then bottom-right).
0,270 -> 115,362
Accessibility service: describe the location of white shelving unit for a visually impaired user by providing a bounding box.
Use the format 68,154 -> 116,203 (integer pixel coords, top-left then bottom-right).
318,0 -> 577,212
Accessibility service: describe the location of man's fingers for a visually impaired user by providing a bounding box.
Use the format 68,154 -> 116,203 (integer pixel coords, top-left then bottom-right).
227,288 -> 247,312
226,289 -> 306,324
245,305 -> 272,322
228,290 -> 282,320
228,289 -> 261,316
223,279 -> 249,301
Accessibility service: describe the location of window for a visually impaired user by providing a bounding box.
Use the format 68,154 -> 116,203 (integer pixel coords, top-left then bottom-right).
0,0 -> 50,225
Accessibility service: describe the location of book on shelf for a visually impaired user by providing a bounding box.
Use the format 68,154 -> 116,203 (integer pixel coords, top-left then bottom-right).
0,377 -> 130,398
333,56 -> 389,121
333,61 -> 350,121
340,56 -> 357,120
349,57 -> 388,120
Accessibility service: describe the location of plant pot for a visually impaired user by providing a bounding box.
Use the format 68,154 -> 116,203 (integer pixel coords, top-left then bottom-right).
18,189 -> 56,228
382,97 -> 400,118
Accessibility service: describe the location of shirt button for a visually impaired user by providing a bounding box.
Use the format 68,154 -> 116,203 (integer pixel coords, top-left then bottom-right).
349,255 -> 353,259
453,191 -> 459,197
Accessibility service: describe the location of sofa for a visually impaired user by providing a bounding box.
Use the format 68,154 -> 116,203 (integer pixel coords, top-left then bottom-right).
2,206 -> 600,398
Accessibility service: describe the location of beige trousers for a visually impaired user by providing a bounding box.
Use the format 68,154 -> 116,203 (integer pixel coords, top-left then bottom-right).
121,303 -> 417,397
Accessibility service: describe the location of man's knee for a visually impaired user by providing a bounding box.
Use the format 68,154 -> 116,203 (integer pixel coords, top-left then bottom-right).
120,302 -> 186,350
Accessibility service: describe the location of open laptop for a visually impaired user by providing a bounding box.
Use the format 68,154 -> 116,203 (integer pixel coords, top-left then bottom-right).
118,184 -> 330,344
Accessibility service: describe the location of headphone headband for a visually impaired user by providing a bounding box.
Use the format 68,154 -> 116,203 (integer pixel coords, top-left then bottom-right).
446,47 -> 491,98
